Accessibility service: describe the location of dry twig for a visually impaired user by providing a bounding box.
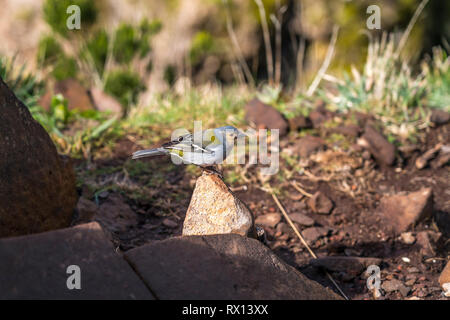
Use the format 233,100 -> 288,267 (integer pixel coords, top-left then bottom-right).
265,184 -> 349,300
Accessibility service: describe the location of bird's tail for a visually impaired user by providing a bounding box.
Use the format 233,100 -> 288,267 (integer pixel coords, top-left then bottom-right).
132,148 -> 167,160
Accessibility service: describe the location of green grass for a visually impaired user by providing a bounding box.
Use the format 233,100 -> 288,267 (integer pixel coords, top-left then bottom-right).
0,56 -> 44,108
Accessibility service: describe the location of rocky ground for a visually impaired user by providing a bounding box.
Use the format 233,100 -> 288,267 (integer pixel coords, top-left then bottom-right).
1,76 -> 449,299
71,100 -> 450,300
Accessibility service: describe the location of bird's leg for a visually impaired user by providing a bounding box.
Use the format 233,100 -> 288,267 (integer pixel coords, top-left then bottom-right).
201,165 -> 223,178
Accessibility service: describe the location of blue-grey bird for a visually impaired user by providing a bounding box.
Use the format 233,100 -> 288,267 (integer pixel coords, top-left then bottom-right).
131,126 -> 245,167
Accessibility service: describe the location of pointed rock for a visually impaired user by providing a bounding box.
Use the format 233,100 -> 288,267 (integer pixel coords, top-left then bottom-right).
378,188 -> 434,234
183,173 -> 255,237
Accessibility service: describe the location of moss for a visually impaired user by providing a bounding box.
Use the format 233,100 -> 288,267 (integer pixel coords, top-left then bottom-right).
43,0 -> 98,37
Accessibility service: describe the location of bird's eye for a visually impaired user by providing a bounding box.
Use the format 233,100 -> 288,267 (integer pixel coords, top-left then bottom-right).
178,136 -> 183,142
211,135 -> 215,142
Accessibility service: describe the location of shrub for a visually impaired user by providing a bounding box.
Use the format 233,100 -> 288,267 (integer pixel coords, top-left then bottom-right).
189,31 -> 215,65
104,70 -> 146,110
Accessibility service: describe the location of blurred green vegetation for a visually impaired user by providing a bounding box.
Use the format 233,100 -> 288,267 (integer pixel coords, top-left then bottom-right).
43,0 -> 98,37
104,69 -> 146,110
0,56 -> 44,108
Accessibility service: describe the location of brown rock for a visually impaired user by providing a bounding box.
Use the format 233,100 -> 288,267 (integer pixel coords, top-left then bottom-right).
162,218 -> 178,228
439,261 -> 450,291
39,78 -> 94,112
95,194 -> 138,233
430,109 -> 450,125
75,197 -> 97,224
0,77 -> 77,238
415,230 -> 442,257
244,98 -> 288,136
308,105 -> 334,128
302,227 -> 331,244
330,124 -> 361,138
289,213 -> 315,226
183,173 -> 255,237
378,188 -> 434,234
88,87 -> 123,115
288,115 -> 312,131
431,150 -> 450,169
255,213 -> 281,228
359,125 -> 396,166
311,256 -> 382,276
415,143 -> 442,169
295,136 -> 325,158
382,279 -> 410,297
0,222 -> 153,299
307,191 -> 334,215
125,234 -> 341,299
400,232 -> 416,245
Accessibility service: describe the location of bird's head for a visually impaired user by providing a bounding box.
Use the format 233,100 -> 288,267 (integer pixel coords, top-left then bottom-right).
214,126 -> 246,143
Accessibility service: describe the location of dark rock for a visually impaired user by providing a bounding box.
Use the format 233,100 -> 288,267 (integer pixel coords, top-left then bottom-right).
0,77 -> 77,238
0,222 -> 153,299
39,78 -> 95,112
359,125 -> 396,166
75,197 -> 97,224
378,188 -> 434,234
311,256 -> 382,277
255,213 -> 281,228
307,191 -> 334,215
125,234 -> 341,299
302,227 -> 331,244
295,136 -> 325,158
244,98 -> 288,137
289,213 -> 315,226
288,115 -> 312,131
430,109 -> 450,125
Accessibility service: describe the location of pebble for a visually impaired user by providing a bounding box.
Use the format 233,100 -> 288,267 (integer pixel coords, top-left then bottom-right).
407,267 -> 420,273
255,213 -> 282,229
162,218 -> 178,228
288,213 -> 315,227
400,232 -> 416,244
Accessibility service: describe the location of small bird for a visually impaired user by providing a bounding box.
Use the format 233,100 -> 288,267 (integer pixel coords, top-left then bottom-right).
131,126 -> 245,172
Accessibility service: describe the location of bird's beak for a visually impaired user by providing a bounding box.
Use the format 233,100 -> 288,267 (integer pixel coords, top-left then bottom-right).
237,131 -> 247,139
